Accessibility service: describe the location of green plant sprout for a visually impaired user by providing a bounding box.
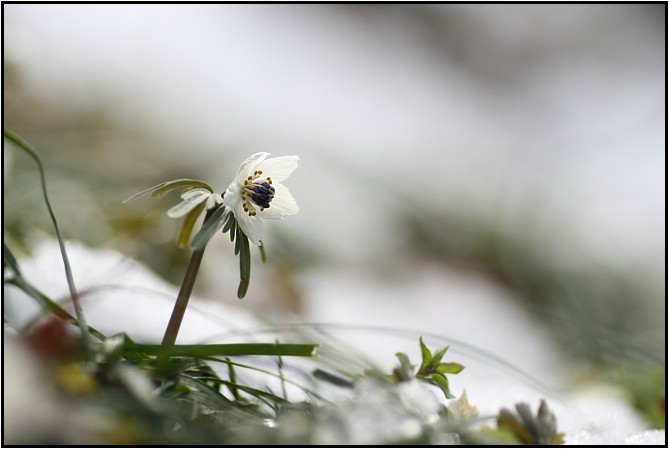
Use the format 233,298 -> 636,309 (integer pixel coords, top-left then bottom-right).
497,399 -> 565,444
391,337 -> 465,399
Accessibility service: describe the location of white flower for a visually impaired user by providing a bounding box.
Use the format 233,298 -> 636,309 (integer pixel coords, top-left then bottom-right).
167,188 -> 223,218
447,390 -> 478,419
223,152 -> 299,246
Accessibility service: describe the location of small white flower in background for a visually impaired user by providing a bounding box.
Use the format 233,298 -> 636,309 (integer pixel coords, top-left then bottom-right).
223,152 -> 299,246
447,390 -> 478,419
166,188 -> 223,219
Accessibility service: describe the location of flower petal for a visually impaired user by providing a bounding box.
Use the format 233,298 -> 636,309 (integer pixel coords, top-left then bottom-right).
167,189 -> 210,218
233,152 -> 270,181
235,208 -> 265,246
223,182 -> 242,210
259,184 -> 299,219
255,155 -> 299,183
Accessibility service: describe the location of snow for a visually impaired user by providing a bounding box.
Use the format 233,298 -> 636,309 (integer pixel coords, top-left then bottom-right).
4,240 -> 665,445
567,430 -> 666,446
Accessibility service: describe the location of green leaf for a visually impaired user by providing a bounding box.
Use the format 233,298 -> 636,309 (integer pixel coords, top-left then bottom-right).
418,337 -> 432,373
429,373 -> 454,399
124,178 -> 213,202
229,217 -> 237,242
221,210 -> 235,234
237,232 -> 251,299
312,369 -> 355,388
394,352 -> 415,381
4,130 -> 89,348
425,345 -> 449,373
3,243 -> 22,277
124,342 -> 319,358
214,379 -> 288,404
225,358 -> 240,400
190,206 -> 227,251
6,276 -> 106,342
436,362 -> 465,375
234,220 -> 242,254
177,202 -> 206,248
497,408 -> 530,444
276,342 -> 287,399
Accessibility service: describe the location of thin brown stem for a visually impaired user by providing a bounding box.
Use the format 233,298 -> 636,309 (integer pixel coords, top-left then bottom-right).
160,209 -> 216,349
160,247 -> 206,347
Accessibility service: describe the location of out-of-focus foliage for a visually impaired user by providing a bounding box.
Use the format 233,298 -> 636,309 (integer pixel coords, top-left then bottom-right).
497,400 -> 565,445
615,365 -> 666,430
400,208 -> 664,365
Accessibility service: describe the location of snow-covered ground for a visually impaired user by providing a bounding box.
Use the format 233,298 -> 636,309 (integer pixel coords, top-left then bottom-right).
4,240 -> 665,444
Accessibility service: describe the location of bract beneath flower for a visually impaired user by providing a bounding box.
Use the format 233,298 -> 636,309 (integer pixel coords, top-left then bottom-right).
167,188 -> 223,219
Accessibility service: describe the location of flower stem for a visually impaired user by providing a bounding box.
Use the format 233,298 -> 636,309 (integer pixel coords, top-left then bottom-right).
160,247 -> 206,348
160,209 -> 215,349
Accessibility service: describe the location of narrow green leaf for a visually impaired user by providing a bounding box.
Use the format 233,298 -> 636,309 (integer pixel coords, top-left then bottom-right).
124,178 -> 213,203
312,369 -> 355,388
3,243 -> 22,276
277,348 -> 288,400
225,358 -> 240,400
394,352 -> 415,381
425,345 -> 449,372
229,218 -> 237,242
396,351 -> 412,368
234,221 -> 242,255
124,342 -> 319,358
177,202 -> 206,248
215,379 -> 288,404
237,232 -> 251,299
7,277 -> 106,342
190,206 -> 227,251
221,210 -> 235,234
207,357 -> 330,403
418,337 -> 432,373
436,362 -> 465,375
429,373 -> 454,399
4,130 -> 89,348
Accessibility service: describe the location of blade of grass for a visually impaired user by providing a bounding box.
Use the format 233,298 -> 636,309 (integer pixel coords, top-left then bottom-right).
4,130 -> 90,349
6,277 -> 106,341
126,342 -> 318,358
207,357 -> 331,403
3,242 -> 22,276
276,341 -> 288,400
194,376 -> 289,405
225,357 -> 240,400
312,368 -> 355,389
